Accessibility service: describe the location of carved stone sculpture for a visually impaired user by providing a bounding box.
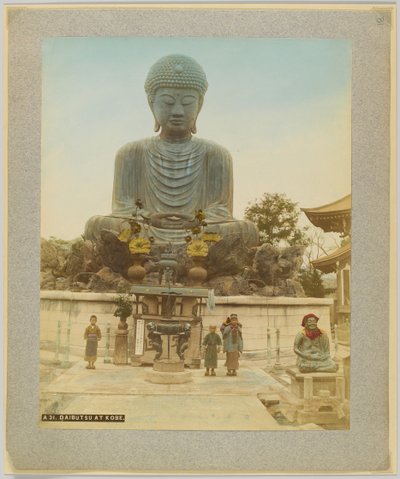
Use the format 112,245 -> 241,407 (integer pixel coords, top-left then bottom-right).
84,54 -> 258,247
294,313 -> 338,373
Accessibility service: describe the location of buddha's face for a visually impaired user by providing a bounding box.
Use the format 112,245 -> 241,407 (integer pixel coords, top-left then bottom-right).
152,87 -> 201,139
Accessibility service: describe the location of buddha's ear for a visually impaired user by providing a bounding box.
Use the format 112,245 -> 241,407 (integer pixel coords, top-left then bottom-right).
198,96 -> 204,113
191,96 -> 203,134
153,118 -> 161,132
149,108 -> 160,132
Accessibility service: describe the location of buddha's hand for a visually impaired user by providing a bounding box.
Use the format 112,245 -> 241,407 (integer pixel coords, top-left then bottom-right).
148,213 -> 194,230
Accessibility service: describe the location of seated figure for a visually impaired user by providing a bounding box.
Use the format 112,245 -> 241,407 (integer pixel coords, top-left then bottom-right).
84,54 -> 258,246
294,313 -> 338,373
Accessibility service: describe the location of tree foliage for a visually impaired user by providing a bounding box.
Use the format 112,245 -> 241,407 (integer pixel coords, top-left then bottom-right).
244,193 -> 309,247
298,267 -> 325,298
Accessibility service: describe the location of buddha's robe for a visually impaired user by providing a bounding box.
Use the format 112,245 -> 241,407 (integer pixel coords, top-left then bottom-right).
84,136 -> 258,246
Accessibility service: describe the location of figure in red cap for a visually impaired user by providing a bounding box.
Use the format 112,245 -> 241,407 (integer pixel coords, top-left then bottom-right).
293,313 -> 338,373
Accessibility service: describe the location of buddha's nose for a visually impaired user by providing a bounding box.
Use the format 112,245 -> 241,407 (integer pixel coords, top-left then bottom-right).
171,103 -> 184,116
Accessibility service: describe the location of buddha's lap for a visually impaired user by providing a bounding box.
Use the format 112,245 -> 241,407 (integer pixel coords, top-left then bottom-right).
84,214 -> 258,246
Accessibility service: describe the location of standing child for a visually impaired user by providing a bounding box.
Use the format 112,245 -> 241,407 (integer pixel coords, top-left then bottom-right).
202,325 -> 222,376
84,315 -> 102,369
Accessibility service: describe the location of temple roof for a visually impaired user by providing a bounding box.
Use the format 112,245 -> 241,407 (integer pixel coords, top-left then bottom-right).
301,195 -> 351,234
312,243 -> 351,273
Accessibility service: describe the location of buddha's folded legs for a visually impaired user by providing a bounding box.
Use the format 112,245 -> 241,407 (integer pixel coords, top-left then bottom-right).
84,215 -> 259,247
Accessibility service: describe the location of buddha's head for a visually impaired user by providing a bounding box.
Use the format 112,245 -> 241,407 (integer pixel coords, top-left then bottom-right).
145,54 -> 208,140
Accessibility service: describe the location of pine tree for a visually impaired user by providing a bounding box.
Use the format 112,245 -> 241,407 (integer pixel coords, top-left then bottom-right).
299,267 -> 325,298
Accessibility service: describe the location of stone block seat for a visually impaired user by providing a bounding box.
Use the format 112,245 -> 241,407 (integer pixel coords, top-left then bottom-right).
286,367 -> 344,397
286,367 -> 346,425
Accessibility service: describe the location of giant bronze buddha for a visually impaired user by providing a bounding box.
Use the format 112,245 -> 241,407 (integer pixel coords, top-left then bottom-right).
84,54 -> 258,247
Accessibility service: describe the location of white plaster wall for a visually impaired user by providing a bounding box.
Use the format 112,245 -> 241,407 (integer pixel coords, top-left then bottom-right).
40,291 -> 333,362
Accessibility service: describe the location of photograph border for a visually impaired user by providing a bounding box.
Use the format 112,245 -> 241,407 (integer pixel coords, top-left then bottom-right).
5,3 -> 396,474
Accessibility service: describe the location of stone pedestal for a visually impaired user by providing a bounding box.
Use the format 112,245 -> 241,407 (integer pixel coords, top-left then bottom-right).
287,368 -> 344,397
145,359 -> 192,384
283,367 -> 346,426
154,359 -> 185,373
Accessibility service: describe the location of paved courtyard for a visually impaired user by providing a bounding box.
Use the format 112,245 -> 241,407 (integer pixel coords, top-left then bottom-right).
40,356 -> 300,430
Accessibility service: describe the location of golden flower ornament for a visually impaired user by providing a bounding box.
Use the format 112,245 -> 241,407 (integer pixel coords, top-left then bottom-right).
187,239 -> 209,257
201,232 -> 222,243
129,237 -> 151,255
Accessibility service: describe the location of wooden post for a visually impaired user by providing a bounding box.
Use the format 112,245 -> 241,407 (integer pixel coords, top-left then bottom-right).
52,320 -> 61,365
61,305 -> 72,368
273,328 -> 283,370
267,327 -> 272,367
104,322 -> 111,363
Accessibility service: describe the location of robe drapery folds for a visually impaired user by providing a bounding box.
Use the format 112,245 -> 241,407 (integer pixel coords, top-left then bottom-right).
84,136 -> 259,245
114,137 -> 233,221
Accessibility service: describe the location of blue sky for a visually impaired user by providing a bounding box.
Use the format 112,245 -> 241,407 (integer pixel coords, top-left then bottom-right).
41,37 -> 351,240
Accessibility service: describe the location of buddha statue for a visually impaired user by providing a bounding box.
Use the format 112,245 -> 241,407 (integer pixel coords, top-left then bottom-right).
84,54 -> 259,246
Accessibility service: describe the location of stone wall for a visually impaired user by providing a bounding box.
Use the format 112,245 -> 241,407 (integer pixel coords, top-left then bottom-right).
40,291 -> 333,362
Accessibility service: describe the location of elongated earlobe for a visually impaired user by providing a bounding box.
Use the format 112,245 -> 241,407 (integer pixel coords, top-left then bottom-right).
190,121 -> 197,134
154,120 -> 160,132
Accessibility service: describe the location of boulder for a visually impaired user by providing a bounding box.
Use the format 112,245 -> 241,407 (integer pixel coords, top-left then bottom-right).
206,235 -> 252,278
88,267 -> 132,292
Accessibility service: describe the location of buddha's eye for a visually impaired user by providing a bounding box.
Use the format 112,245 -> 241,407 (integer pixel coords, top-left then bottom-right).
181,96 -> 197,106
160,95 -> 175,105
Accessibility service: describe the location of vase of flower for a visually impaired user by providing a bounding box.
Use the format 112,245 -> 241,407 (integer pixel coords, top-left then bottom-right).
127,236 -> 152,284
188,256 -> 208,285
127,253 -> 146,284
186,239 -> 209,286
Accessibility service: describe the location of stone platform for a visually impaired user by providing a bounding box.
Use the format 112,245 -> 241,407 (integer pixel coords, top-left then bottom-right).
40,359 -> 297,430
